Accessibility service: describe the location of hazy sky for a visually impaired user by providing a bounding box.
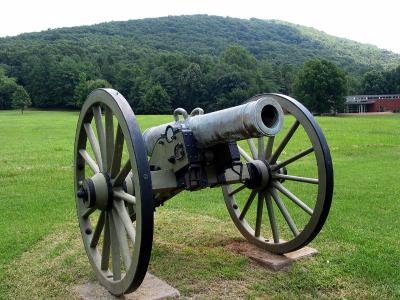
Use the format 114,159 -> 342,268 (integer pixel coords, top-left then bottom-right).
1,0 -> 399,53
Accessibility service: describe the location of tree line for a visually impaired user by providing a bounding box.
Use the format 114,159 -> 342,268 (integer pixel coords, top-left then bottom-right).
0,68 -> 31,113
0,45 -> 288,113
0,15 -> 400,114
1,45 -> 400,114
360,67 -> 400,95
1,44 -> 400,114
1,15 -> 400,114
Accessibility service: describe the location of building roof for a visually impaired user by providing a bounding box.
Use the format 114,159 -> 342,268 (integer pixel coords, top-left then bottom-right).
345,94 -> 400,104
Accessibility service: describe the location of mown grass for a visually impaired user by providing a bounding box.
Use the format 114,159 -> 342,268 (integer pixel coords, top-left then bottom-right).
0,110 -> 399,299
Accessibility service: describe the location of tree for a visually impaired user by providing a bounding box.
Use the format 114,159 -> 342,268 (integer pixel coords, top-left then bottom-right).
73,74 -> 112,108
0,70 -> 30,111
258,60 -> 279,92
86,79 -> 112,92
293,59 -> 347,113
180,63 -> 205,109
221,46 -> 257,70
274,64 -> 294,95
73,73 -> 89,108
361,70 -> 387,94
46,56 -> 81,108
143,84 -> 172,114
384,66 -> 400,94
11,86 -> 31,114
0,75 -> 19,109
360,66 -> 400,95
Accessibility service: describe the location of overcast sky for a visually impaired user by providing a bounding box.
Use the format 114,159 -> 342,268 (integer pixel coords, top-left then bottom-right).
1,0 -> 399,53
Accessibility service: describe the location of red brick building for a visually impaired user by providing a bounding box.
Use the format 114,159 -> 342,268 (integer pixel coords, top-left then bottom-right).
345,94 -> 400,113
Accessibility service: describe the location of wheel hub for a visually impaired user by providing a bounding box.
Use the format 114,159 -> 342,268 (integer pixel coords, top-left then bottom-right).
244,160 -> 272,190
78,173 -> 113,210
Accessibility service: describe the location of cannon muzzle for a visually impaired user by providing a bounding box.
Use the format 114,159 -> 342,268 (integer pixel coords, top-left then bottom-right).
143,97 -> 284,155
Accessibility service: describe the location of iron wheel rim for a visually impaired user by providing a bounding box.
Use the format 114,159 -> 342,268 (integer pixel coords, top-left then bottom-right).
74,89 -> 153,295
223,93 -> 333,254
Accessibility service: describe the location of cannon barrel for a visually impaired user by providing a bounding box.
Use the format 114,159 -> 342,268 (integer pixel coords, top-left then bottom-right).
143,97 -> 284,155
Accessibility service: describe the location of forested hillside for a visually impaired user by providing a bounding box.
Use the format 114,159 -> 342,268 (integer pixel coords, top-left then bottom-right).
0,15 -> 399,112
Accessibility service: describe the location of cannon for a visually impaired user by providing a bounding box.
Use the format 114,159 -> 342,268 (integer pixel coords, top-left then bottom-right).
74,89 -> 333,295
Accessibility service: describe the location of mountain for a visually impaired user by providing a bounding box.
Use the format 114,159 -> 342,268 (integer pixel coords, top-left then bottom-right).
0,15 -> 399,110
2,15 -> 398,73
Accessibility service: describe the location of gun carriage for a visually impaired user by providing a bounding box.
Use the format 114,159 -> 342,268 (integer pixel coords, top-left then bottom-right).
74,89 -> 333,295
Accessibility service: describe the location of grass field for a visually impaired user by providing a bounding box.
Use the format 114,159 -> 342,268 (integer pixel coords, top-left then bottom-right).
0,110 -> 399,299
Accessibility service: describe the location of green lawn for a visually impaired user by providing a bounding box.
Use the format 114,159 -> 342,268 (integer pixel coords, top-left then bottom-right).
0,110 -> 399,299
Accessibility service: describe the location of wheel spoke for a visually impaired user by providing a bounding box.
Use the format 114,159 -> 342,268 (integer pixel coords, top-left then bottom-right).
272,181 -> 314,215
113,160 -> 131,186
84,123 -> 103,171
93,106 -> 107,171
110,125 -> 124,177
270,120 -> 300,164
270,188 -> 299,237
111,209 -> 132,270
79,149 -> 100,174
265,193 -> 279,243
113,200 -> 136,243
105,107 -> 115,172
229,184 -> 246,196
272,147 -> 314,171
109,212 -> 121,280
101,212 -> 111,270
81,207 -> 96,218
247,139 -> 258,159
265,136 -> 274,161
272,174 -> 319,184
239,190 -> 257,220
258,137 -> 265,160
238,146 -> 253,162
255,192 -> 264,237
114,189 -> 136,205
90,211 -> 105,248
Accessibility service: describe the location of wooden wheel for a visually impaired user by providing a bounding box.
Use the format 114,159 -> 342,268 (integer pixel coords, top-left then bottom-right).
74,89 -> 153,295
223,94 -> 333,254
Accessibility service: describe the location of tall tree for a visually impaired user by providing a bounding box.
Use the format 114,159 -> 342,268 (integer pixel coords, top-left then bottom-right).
11,85 -> 31,114
385,66 -> 400,93
180,63 -> 205,110
221,46 -> 257,70
0,72 -> 20,109
73,74 -> 112,108
361,70 -> 387,94
143,84 -> 172,114
73,73 -> 89,108
86,79 -> 112,93
293,59 -> 347,113
274,64 -> 294,95
115,65 -> 148,112
0,77 -> 16,109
